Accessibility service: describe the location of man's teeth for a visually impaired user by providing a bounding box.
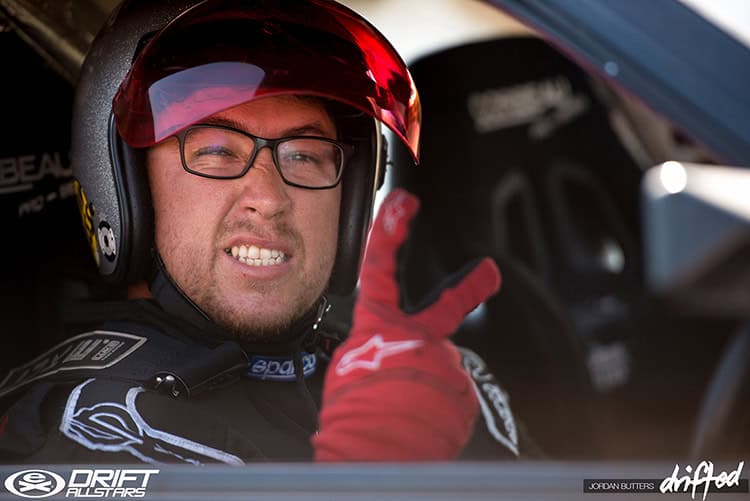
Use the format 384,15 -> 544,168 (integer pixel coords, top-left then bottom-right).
228,245 -> 286,266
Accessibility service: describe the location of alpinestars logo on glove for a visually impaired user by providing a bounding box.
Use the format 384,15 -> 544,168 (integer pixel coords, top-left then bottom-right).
335,334 -> 424,376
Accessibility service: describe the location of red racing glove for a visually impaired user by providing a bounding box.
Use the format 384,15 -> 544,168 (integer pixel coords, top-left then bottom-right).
313,189 -> 501,461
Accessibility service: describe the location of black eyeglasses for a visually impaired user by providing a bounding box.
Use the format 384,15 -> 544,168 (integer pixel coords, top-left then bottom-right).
174,124 -> 352,189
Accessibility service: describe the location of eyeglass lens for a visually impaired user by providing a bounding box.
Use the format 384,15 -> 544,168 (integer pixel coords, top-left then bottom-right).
183,126 -> 342,187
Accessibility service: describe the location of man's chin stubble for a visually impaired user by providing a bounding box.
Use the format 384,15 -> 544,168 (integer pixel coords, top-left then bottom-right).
204,290 -> 317,342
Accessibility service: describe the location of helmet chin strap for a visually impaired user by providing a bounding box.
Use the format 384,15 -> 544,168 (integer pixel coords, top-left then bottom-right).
148,250 -> 331,354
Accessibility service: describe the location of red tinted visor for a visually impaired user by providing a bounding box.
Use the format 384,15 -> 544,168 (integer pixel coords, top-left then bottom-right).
112,0 -> 420,162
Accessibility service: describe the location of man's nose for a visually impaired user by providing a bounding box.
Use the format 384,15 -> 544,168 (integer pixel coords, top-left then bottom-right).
235,147 -> 292,218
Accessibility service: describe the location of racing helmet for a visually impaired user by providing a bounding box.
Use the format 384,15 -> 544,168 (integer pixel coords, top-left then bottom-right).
72,0 -> 421,295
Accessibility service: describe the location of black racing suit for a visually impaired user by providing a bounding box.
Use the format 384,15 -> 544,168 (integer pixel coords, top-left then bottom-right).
0,269 -> 524,464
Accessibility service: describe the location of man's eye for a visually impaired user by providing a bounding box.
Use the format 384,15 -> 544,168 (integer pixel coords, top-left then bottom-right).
194,146 -> 235,157
285,152 -> 324,165
284,150 -> 330,165
187,144 -> 247,174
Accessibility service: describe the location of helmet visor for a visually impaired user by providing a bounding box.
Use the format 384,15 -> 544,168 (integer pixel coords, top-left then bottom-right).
112,0 -> 421,161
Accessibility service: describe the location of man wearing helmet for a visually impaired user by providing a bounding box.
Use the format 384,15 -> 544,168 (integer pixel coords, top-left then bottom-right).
0,0 -> 515,463
147,95 -> 343,340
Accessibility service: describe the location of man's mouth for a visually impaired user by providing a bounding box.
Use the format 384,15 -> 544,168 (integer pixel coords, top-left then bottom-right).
225,244 -> 287,267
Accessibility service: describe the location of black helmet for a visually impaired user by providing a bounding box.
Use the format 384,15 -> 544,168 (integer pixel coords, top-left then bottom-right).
72,0 -> 421,295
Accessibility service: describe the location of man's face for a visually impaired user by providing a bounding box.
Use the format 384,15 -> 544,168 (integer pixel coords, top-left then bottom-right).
147,95 -> 341,339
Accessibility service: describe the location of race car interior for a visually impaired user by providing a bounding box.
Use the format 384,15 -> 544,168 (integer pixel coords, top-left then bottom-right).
0,0 -> 747,465
386,30 -> 749,459
0,24 -> 124,377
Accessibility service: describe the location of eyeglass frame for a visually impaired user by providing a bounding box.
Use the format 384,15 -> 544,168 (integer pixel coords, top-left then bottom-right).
172,123 -> 354,190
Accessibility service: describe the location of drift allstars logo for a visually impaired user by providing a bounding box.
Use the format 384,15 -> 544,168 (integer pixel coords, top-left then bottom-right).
4,469 -> 158,498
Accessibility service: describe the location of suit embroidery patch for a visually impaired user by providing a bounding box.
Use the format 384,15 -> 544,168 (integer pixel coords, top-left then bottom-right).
460,348 -> 519,456
0,331 -> 146,399
60,378 -> 244,465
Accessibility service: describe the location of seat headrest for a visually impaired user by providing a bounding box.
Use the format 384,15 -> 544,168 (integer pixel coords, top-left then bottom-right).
391,37 -> 642,306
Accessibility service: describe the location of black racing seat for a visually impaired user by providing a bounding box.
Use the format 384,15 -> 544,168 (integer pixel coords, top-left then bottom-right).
391,35 -> 740,459
390,36 -> 648,458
